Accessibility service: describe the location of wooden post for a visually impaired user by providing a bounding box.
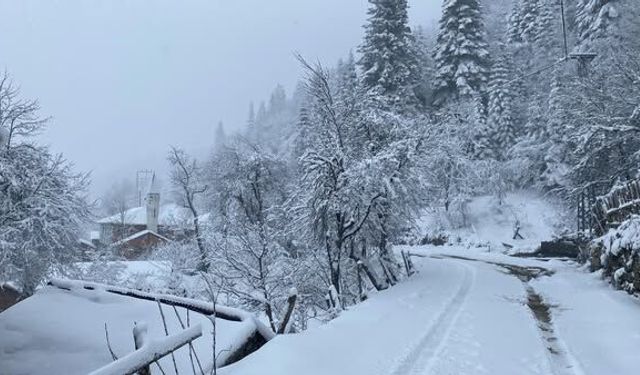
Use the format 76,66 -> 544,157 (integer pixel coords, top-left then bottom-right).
401,251 -> 414,277
132,322 -> 150,375
91,325 -> 202,375
277,289 -> 298,334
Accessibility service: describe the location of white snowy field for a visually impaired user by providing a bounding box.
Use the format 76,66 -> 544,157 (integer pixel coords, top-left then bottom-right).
0,285 -> 248,375
221,246 -> 640,375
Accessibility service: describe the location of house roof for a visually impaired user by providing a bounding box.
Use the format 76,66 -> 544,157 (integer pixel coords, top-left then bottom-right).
97,203 -> 192,226
111,230 -> 171,247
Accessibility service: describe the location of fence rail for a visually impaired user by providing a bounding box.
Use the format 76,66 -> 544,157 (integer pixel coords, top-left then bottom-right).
89,325 -> 202,375
592,179 -> 640,235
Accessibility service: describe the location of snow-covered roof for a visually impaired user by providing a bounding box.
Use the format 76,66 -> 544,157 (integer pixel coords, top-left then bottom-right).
97,203 -> 193,226
111,230 -> 170,247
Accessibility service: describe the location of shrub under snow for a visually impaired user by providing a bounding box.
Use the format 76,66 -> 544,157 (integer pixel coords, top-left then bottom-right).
590,215 -> 640,294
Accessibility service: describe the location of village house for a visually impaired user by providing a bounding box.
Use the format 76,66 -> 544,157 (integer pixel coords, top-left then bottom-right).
94,175 -> 207,259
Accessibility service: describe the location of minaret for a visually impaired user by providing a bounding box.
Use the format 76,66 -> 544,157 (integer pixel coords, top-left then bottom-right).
145,173 -> 160,233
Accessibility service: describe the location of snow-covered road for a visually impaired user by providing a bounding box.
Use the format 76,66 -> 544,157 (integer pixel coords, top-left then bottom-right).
221,247 -> 640,375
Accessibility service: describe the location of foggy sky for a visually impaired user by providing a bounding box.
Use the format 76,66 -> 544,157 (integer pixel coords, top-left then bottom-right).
0,0 -> 440,197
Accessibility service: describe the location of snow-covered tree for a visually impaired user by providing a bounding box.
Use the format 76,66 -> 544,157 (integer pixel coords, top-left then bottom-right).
168,146 -> 209,271
486,46 -> 517,160
294,54 -> 428,304
213,121 -> 226,153
412,26 -> 436,107
575,0 -> 620,46
0,72 -> 90,296
433,0 -> 490,105
358,0 -> 421,108
207,139 -> 296,332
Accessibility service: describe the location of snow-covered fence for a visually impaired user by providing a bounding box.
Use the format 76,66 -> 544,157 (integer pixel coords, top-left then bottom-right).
400,250 -> 415,276
89,324 -> 202,375
593,180 -> 640,235
48,279 -> 275,366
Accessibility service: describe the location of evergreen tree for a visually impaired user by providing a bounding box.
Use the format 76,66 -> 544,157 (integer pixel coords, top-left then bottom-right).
547,65 -> 573,141
433,0 -> 490,105
412,26 -> 435,107
507,0 -> 559,52
269,84 -> 287,114
358,0 -> 420,108
214,121 -> 226,152
246,102 -> 256,141
507,2 -> 524,44
336,52 -> 359,105
575,0 -> 620,46
535,0 -> 562,53
519,0 -> 542,44
486,47 -> 516,160
524,102 -> 548,139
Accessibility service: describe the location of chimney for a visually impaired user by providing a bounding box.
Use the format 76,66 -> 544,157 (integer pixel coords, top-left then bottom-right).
145,173 -> 160,233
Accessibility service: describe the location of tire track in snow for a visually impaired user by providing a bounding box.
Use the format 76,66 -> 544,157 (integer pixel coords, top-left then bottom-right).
390,261 -> 475,375
525,287 -> 586,375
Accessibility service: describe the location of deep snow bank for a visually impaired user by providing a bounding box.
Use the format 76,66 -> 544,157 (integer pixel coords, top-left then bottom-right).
589,215 -> 640,294
0,286 -> 248,374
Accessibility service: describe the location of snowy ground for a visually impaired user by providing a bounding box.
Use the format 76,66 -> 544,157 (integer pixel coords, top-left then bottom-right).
3,193 -> 639,375
221,246 -> 640,375
419,192 -> 567,253
0,285 -> 248,375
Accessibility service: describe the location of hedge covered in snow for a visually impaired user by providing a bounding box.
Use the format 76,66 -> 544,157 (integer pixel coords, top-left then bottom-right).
590,215 -> 640,294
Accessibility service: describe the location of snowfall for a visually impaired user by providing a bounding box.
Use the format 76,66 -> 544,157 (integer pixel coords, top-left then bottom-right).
2,193 -> 640,375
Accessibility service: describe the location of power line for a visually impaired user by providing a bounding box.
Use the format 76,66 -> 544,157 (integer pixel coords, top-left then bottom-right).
504,57 -> 569,86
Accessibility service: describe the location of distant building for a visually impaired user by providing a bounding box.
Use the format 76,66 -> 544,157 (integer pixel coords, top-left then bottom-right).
93,174 -> 207,259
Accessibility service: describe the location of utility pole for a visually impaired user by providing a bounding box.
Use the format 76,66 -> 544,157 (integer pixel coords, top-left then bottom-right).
560,0 -> 569,59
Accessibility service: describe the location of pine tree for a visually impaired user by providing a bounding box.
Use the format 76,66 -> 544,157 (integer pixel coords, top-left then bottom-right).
519,0 -> 542,44
507,2 -> 524,44
575,0 -> 619,46
507,0 -> 559,51
547,66 -> 572,141
214,121 -> 226,152
487,48 -> 516,160
535,0 -> 561,52
246,102 -> 256,141
412,26 -> 435,106
524,102 -> 547,139
336,52 -> 359,105
433,0 -> 490,105
358,0 -> 420,108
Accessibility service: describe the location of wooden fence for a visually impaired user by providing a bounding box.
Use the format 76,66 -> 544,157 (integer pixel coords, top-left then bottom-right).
592,179 -> 640,235
89,325 -> 202,375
